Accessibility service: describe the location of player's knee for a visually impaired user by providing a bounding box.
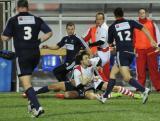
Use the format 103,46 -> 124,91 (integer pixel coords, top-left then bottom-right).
110,74 -> 116,79
110,71 -> 118,79
123,76 -> 131,82
48,84 -> 60,91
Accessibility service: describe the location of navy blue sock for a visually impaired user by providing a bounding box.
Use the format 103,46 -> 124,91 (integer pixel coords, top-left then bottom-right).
103,79 -> 116,98
25,87 -> 40,110
36,86 -> 50,95
129,78 -> 145,92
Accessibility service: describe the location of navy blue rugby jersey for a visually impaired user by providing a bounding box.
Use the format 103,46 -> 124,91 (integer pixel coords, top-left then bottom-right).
2,12 -> 52,52
108,18 -> 143,52
57,35 -> 86,62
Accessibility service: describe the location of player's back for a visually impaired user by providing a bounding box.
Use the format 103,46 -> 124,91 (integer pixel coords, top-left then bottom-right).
9,12 -> 43,51
108,18 -> 142,52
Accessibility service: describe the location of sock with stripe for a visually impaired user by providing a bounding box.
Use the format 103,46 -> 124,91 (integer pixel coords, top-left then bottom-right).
118,86 -> 134,97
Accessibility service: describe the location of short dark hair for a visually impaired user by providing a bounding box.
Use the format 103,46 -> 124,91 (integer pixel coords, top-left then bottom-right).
17,0 -> 28,8
75,51 -> 90,65
66,22 -> 75,29
96,12 -> 105,20
114,7 -> 124,18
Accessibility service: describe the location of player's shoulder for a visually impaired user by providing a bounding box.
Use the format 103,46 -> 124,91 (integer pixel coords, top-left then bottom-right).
71,35 -> 82,41
73,65 -> 82,73
74,65 -> 81,70
127,19 -> 137,24
101,22 -> 108,29
62,35 -> 68,40
72,34 -> 79,38
32,14 -> 43,22
108,22 -> 115,30
27,13 -> 44,23
60,36 -> 68,42
8,15 -> 17,22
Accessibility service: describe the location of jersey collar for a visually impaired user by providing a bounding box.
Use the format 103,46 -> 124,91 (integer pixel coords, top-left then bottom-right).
116,17 -> 124,21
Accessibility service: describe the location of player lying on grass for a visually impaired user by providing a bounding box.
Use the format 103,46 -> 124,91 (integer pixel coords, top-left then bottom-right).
32,51 -> 141,100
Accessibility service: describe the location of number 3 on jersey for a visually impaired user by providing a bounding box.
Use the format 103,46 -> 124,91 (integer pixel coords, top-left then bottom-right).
117,30 -> 131,41
24,26 -> 32,40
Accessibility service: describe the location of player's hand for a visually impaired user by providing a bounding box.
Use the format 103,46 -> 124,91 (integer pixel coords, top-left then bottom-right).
151,41 -> 158,48
93,76 -> 100,81
41,45 -> 49,49
81,76 -> 92,84
84,77 -> 92,83
155,47 -> 160,52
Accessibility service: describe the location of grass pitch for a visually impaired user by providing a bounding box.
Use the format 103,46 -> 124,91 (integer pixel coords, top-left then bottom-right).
0,92 -> 160,121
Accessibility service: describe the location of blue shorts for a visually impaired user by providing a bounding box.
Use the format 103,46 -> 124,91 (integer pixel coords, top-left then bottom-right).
115,51 -> 135,67
16,52 -> 40,77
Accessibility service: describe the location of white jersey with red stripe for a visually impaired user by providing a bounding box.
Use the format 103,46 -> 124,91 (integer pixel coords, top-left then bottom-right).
96,22 -> 110,66
96,22 -> 109,49
73,57 -> 103,89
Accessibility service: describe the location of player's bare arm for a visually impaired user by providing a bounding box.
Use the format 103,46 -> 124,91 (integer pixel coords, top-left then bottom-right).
39,31 -> 53,43
141,26 -> 158,48
42,44 -> 60,50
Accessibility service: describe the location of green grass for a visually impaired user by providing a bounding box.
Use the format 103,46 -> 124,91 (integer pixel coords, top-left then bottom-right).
0,92 -> 160,121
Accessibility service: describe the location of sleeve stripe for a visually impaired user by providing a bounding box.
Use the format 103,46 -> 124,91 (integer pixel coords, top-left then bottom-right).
76,35 -> 90,49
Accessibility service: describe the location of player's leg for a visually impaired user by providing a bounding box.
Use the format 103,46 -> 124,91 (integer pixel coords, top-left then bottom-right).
94,81 -> 121,99
118,52 -> 145,92
20,75 -> 44,116
97,64 -> 119,103
100,81 -> 133,98
17,54 -> 44,117
85,90 -> 97,99
53,61 -> 75,82
120,66 -> 145,92
120,66 -> 150,103
53,64 -> 69,82
57,81 -> 80,99
64,91 -> 79,99
119,52 -> 150,103
21,75 -> 40,110
113,86 -> 135,98
103,64 -> 119,96
36,82 -> 66,94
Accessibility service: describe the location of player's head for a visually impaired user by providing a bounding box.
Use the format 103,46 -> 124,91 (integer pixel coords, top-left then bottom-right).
66,22 -> 75,36
95,12 -> 105,26
138,8 -> 148,19
76,51 -> 90,66
114,7 -> 124,18
17,0 -> 29,12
